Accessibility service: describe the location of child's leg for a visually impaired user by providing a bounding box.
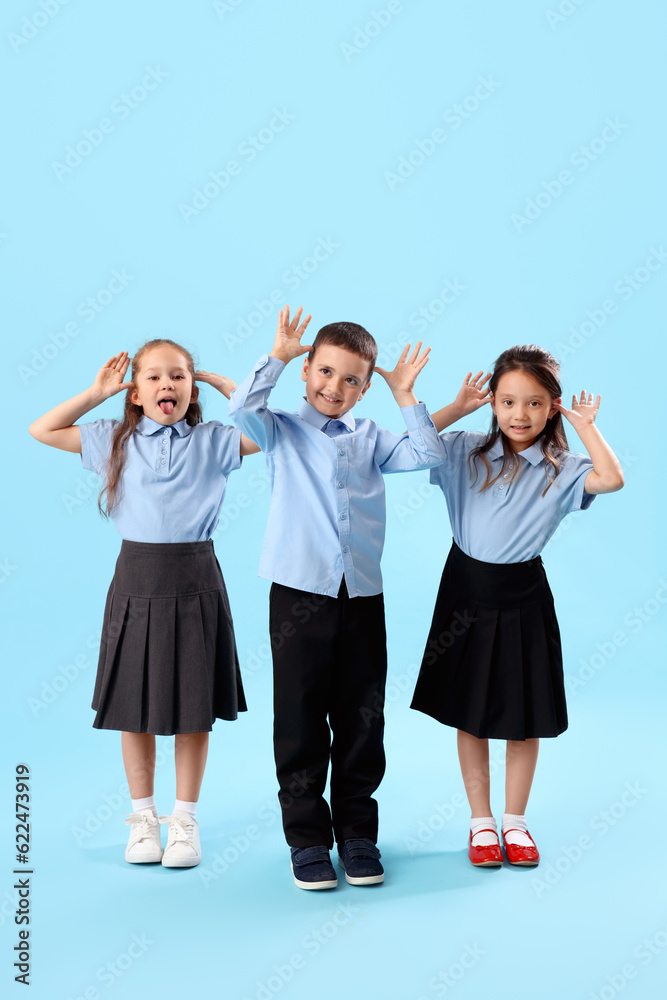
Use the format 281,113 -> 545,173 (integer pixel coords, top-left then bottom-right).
504,738 -> 539,814
457,730 -> 492,816
121,732 -> 156,798
329,587 -> 386,846
174,732 -> 209,806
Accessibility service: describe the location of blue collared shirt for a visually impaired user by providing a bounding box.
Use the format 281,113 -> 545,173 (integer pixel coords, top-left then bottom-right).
430,430 -> 596,563
79,415 -> 242,542
228,354 -> 447,597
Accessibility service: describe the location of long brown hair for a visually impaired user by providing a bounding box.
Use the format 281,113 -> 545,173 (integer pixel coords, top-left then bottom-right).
99,339 -> 202,517
469,344 -> 569,497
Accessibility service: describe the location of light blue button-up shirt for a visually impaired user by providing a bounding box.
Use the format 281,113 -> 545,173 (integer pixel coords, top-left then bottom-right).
430,430 -> 595,563
228,354 -> 447,597
79,415 -> 242,542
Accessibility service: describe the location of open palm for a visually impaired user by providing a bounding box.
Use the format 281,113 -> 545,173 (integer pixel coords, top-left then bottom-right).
92,352 -> 133,399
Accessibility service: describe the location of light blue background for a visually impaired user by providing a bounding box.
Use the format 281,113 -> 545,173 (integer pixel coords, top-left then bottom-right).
3,1 -> 665,998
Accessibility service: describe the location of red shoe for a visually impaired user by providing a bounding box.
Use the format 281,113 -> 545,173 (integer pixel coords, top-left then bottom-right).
468,829 -> 503,867
502,828 -> 540,866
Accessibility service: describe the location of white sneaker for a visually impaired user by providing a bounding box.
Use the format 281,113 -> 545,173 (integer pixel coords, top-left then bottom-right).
124,810 -> 163,863
160,812 -> 201,868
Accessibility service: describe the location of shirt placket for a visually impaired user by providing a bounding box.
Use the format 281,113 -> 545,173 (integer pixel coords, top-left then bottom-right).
493,461 -> 516,502
334,435 -> 353,575
157,427 -> 171,474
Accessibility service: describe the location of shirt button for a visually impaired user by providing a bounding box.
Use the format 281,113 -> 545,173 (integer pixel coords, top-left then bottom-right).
338,449 -> 345,456
342,546 -> 349,553
337,481 -> 344,489
504,474 -> 509,478
339,512 -> 347,520
163,429 -> 169,435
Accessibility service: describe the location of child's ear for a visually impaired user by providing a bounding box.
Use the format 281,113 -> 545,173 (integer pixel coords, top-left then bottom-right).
190,384 -> 199,403
130,388 -> 141,407
489,392 -> 496,415
301,358 -> 309,383
358,379 -> 371,401
549,397 -> 561,419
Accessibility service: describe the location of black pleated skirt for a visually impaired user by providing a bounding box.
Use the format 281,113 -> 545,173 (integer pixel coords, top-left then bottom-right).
410,541 -> 567,740
91,540 -> 247,735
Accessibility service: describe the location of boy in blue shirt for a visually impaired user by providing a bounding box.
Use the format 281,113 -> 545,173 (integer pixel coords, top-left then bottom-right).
229,305 -> 445,889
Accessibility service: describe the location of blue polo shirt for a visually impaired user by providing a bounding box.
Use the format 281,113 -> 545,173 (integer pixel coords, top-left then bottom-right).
431,430 -> 595,563
228,354 -> 447,597
79,415 -> 242,542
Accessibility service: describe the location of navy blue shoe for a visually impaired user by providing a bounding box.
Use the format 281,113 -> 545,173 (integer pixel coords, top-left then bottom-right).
290,846 -> 338,890
337,838 -> 384,885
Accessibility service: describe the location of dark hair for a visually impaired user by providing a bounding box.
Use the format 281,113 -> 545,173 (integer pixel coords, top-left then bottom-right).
469,344 -> 568,496
99,339 -> 202,517
308,322 -> 377,379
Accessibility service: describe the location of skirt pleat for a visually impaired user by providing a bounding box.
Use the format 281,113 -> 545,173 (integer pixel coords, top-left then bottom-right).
91,540 -> 246,735
410,541 -> 567,740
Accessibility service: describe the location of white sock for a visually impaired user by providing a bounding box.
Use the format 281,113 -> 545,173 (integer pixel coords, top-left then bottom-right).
131,795 -> 157,816
173,799 -> 197,818
470,816 -> 499,847
502,812 -> 533,846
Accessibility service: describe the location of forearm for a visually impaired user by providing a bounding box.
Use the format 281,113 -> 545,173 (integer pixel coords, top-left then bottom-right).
29,387 -> 103,440
429,402 -> 466,434
575,424 -> 625,492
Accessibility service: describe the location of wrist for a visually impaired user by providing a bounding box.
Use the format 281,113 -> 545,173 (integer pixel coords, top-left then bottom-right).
269,350 -> 292,365
86,386 -> 107,406
394,390 -> 418,408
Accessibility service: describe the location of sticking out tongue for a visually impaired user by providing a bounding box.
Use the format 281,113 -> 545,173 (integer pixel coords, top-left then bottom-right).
159,400 -> 174,415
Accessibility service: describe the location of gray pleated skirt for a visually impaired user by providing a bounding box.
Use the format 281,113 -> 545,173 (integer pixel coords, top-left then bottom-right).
91,540 -> 247,735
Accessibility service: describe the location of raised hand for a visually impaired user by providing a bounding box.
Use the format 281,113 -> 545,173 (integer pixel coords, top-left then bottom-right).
454,370 -> 492,417
374,342 -> 430,404
270,304 -> 313,364
554,390 -> 601,428
91,352 -> 133,400
196,369 -> 237,400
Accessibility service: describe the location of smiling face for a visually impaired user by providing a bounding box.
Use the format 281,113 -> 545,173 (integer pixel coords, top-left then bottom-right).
491,369 -> 560,451
301,344 -> 372,418
130,345 -> 198,425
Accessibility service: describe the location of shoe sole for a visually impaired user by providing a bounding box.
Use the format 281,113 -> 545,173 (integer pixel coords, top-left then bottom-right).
290,862 -> 337,890
506,858 -> 540,867
161,855 -> 201,868
125,849 -> 163,863
470,859 -> 503,868
343,871 -> 384,885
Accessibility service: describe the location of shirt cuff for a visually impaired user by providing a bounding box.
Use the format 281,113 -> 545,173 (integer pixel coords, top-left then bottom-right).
255,354 -> 286,384
399,401 -> 434,430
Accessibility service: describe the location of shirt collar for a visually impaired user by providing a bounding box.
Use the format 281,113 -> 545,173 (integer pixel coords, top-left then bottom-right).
137,415 -> 193,437
487,435 -> 545,467
298,398 -> 356,433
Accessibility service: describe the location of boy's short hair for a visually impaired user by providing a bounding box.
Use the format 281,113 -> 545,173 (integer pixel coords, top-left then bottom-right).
308,322 -> 377,380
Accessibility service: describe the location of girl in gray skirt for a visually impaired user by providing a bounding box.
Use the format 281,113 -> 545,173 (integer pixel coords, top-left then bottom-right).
30,340 -> 259,868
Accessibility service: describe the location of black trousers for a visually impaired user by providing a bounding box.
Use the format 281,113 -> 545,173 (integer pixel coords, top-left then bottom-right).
269,579 -> 387,849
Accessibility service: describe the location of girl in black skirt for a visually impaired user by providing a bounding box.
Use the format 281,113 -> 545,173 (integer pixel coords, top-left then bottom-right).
29,341 -> 259,868
410,345 -> 624,867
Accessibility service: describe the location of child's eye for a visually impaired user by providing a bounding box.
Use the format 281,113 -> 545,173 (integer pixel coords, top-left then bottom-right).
346,378 -> 357,385
502,400 -> 512,406
529,401 -> 540,407
320,368 -> 331,375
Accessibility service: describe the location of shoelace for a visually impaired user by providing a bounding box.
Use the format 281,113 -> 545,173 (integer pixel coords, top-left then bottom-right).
159,814 -> 194,846
125,812 -> 159,843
